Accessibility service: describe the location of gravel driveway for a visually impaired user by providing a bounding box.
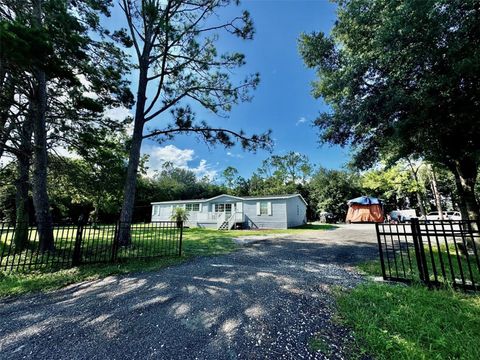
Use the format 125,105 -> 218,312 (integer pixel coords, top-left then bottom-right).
0,224 -> 378,360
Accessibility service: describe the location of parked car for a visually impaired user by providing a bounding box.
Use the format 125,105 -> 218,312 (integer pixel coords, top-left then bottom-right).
419,211 -> 462,221
446,211 -> 462,220
419,211 -> 441,221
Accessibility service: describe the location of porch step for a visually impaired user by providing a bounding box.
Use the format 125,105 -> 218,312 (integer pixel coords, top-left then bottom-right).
218,221 -> 231,230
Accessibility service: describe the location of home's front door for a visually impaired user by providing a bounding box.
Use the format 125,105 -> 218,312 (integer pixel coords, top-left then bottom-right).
214,203 -> 235,217
225,203 -> 233,217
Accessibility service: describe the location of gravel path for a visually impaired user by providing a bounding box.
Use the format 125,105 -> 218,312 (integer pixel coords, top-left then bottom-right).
0,224 -> 378,360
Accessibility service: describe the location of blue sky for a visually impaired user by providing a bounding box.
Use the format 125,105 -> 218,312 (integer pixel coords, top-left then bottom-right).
108,0 -> 350,180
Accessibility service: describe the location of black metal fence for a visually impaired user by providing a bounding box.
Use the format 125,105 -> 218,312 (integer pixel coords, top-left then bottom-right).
0,221 -> 183,273
376,219 -> 480,291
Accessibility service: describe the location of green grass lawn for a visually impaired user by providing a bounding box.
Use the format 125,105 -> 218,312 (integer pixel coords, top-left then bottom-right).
333,260 -> 480,359
0,224 -> 333,298
367,243 -> 480,286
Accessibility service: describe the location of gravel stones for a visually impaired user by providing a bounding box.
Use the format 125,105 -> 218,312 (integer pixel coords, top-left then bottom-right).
0,225 -> 378,359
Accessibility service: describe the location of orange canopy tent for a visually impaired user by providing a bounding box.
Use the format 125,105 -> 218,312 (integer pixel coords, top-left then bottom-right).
346,196 -> 384,223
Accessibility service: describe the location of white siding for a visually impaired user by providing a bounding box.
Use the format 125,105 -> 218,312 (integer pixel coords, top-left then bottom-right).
151,204 -> 174,222
243,199 -> 287,229
286,196 -> 307,227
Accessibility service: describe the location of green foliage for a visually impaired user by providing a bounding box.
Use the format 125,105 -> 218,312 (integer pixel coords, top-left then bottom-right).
170,207 -> 189,223
221,166 -> 240,190
47,133 -> 130,222
361,162 -> 422,209
0,164 -> 16,221
300,0 -> 480,168
225,152 -> 317,217
335,283 -> 480,359
309,167 -> 362,219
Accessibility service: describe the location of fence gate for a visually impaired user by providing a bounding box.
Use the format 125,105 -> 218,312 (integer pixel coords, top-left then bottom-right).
376,219 -> 480,292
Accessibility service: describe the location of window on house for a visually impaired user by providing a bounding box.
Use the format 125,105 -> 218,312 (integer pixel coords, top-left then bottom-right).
297,205 -> 299,216
186,203 -> 200,211
214,203 -> 234,213
260,202 -> 268,215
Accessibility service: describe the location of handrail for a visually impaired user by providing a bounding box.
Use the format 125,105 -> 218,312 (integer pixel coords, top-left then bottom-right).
216,212 -> 226,229
227,213 -> 236,230
217,211 -> 244,230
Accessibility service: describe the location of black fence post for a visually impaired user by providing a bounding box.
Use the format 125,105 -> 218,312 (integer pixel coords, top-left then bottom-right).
111,221 -> 120,263
178,221 -> 183,256
411,218 -> 430,285
72,222 -> 84,266
375,223 -> 387,279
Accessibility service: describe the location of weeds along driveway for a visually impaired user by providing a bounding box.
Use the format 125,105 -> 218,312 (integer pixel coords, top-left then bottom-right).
0,225 -> 378,360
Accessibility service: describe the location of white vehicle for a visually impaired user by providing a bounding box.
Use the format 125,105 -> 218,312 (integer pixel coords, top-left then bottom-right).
446,211 -> 462,220
419,211 -> 441,221
390,209 -> 417,222
420,211 -> 462,221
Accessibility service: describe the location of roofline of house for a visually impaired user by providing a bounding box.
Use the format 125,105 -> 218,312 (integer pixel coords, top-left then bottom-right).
151,193 -> 308,206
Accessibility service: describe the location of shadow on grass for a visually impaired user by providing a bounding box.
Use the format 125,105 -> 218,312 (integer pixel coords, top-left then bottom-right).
0,257 -> 185,298
0,224 -> 339,298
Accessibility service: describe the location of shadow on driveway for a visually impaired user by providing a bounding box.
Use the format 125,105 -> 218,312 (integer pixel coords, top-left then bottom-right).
0,225 -> 378,359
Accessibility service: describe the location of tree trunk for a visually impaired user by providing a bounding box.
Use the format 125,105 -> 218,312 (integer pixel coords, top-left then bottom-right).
14,154 -> 31,250
407,160 -> 427,217
429,165 -> 444,220
452,171 -> 469,220
13,113 -> 34,250
117,62 -> 149,245
31,0 -> 54,252
451,158 -> 480,221
415,192 -> 426,217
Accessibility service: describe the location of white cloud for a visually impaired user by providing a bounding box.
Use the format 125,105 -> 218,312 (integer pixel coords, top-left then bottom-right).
104,106 -> 132,122
296,116 -> 307,126
51,146 -> 81,159
226,151 -> 244,159
143,144 -> 217,180
191,159 -> 217,180
104,106 -> 134,135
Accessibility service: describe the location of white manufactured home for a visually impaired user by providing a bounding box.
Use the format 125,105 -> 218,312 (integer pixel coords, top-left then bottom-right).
151,194 -> 307,230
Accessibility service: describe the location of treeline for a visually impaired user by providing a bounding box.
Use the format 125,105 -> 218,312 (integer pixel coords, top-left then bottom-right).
220,153 -> 478,222
1,147 -> 477,226
0,153 -> 225,224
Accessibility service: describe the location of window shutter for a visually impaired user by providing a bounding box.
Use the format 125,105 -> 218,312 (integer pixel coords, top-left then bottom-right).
199,203 -> 202,212
256,202 -> 261,216
268,202 -> 272,216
